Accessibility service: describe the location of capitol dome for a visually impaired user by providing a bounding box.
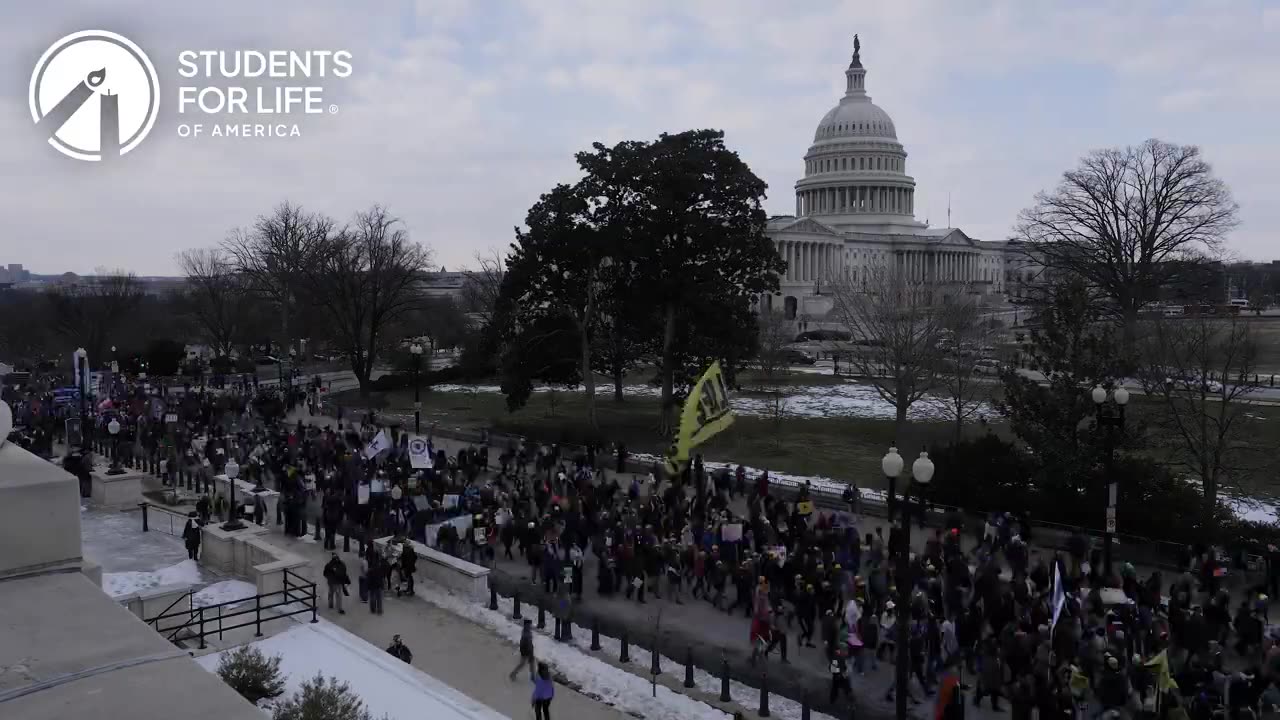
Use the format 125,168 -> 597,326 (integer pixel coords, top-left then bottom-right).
792,35 -> 922,229
814,98 -> 897,141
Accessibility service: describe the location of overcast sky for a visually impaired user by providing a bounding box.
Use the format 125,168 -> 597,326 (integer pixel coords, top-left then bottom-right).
3,0 -> 1277,276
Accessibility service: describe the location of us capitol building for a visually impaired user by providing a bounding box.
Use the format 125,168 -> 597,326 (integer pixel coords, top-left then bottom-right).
765,37 -> 1022,325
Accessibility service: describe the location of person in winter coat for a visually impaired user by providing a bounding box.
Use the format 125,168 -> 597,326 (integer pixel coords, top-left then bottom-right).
182,515 -> 201,560
974,636 -> 1005,711
830,646 -> 852,705
321,490 -> 344,550
323,553 -> 349,614
386,634 -> 413,663
510,618 -> 536,681
399,541 -> 417,596
531,662 -> 555,720
367,553 -> 386,615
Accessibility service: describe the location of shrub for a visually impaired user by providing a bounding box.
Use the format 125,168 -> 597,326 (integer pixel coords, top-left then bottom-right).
216,645 -> 286,706
272,674 -> 373,720
925,435 -> 1228,544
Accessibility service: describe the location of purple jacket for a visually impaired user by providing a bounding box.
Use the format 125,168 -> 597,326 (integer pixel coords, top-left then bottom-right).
532,675 -> 555,701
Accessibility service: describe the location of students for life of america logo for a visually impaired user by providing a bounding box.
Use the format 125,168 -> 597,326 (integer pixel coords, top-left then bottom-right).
29,30 -> 160,162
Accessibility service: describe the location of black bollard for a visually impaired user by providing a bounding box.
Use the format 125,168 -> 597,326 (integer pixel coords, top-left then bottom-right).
537,602 -> 546,630
684,647 -> 695,688
758,671 -> 770,717
513,593 -> 522,620
313,518 -> 321,541
650,641 -> 661,676
141,503 -> 149,532
719,657 -> 731,702
590,620 -> 601,651
489,586 -> 498,611
620,632 -> 630,663
342,528 -> 350,553
801,692 -> 811,720
563,611 -> 573,642
554,618 -> 563,641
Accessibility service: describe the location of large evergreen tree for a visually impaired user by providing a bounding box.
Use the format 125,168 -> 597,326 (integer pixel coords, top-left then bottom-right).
995,279 -> 1125,493
623,129 -> 784,433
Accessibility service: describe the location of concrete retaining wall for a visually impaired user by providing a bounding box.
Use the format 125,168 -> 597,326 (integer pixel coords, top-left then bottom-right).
374,536 -> 489,601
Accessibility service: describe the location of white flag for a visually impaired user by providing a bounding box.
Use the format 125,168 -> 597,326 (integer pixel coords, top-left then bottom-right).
1050,560 -> 1066,632
364,430 -> 390,459
408,438 -> 432,469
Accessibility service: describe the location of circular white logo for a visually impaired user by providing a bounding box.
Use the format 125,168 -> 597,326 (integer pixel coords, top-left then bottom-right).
29,30 -> 159,161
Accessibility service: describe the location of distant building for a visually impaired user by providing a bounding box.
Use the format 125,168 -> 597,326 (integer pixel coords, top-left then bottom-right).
0,263 -> 29,286
764,38 -> 1021,326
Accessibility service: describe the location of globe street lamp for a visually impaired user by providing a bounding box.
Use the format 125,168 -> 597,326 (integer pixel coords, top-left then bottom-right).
106,418 -> 125,475
222,458 -> 244,531
881,445 -> 904,522
410,343 -> 424,433
1092,384 -> 1128,579
891,449 -> 934,720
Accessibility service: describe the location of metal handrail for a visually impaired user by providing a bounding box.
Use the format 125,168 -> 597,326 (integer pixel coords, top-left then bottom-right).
137,501 -> 191,538
143,571 -> 319,648
148,589 -> 196,640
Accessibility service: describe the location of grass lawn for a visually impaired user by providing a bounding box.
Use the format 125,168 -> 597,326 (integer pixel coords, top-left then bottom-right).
331,382 -> 1001,491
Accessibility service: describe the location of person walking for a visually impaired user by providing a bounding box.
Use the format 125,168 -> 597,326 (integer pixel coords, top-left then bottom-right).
323,552 -> 349,614
182,515 -> 201,561
509,618 -> 536,681
400,540 -> 417,596
367,552 -> 385,615
531,662 -> 554,720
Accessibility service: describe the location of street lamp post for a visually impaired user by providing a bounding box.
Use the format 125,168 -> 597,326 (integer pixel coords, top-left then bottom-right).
107,418 -> 124,475
410,343 -> 423,433
884,446 -> 934,720
1092,385 -> 1129,579
222,458 -> 244,531
74,348 -> 90,455
288,347 -> 297,391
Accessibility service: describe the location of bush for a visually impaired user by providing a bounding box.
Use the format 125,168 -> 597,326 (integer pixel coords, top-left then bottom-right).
272,674 -> 376,720
925,436 -> 1228,544
369,374 -> 411,392
216,645 -> 286,706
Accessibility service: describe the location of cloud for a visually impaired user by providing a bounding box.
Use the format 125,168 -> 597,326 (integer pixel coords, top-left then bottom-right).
0,0 -> 1275,277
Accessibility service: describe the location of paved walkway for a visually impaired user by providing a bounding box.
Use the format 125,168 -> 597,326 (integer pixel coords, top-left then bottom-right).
263,528 -> 633,720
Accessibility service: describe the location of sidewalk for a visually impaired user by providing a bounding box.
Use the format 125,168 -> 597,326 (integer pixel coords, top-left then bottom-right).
262,529 -> 633,720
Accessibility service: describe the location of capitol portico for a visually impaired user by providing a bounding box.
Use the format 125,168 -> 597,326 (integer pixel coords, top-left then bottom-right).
765,37 -> 1017,325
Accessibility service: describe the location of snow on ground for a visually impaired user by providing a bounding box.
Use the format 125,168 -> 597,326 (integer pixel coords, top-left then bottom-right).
429,382 -> 987,421
414,582 -> 838,720
195,619 -> 507,720
81,502 -> 193,573
193,580 -> 259,608
101,559 -> 207,598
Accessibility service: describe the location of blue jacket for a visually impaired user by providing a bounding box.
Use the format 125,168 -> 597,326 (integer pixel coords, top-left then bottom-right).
532,675 -> 555,701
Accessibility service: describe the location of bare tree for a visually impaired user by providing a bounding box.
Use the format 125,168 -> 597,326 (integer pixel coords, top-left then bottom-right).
177,248 -> 250,356
460,249 -> 505,329
46,269 -> 145,365
929,297 -> 994,443
1017,139 -> 1239,339
1135,314 -> 1262,522
753,309 -> 794,389
305,205 -> 432,395
222,202 -> 333,355
828,263 -> 946,442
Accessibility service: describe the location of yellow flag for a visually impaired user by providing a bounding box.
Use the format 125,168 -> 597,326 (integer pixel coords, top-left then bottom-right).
663,361 -> 735,476
1144,650 -> 1178,691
